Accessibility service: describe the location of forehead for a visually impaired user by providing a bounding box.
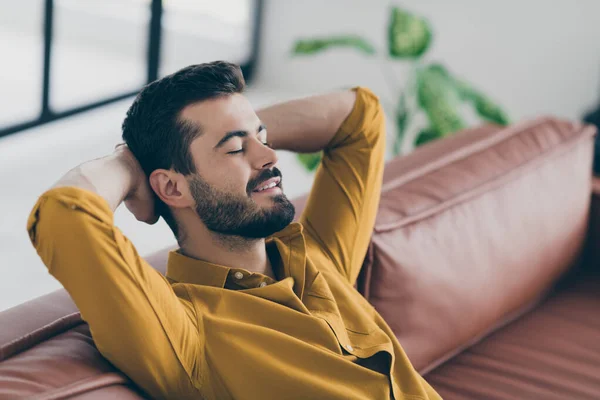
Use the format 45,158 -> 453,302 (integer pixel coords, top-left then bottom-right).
180,93 -> 259,141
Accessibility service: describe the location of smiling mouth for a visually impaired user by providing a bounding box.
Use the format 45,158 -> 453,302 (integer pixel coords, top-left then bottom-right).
253,184 -> 282,195
252,177 -> 282,194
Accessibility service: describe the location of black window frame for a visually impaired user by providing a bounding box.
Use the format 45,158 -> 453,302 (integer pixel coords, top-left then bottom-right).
0,0 -> 263,139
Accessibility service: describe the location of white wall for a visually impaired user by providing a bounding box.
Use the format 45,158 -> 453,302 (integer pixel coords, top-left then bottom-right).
256,0 -> 600,123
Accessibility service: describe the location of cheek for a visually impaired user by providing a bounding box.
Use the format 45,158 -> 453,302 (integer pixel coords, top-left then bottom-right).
208,163 -> 251,195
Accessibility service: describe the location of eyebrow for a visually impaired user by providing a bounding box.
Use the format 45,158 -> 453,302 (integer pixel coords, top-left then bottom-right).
214,123 -> 266,150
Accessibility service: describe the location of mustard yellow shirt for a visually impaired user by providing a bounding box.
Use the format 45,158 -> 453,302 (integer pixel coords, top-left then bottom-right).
27,87 -> 441,400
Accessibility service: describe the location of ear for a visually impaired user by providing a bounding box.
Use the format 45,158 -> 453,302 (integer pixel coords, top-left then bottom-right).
149,169 -> 195,209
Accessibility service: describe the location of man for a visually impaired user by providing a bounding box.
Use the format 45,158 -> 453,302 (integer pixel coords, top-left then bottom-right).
27,61 -> 440,400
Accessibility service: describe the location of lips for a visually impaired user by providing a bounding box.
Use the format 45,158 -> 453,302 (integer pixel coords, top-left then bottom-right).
252,176 -> 281,192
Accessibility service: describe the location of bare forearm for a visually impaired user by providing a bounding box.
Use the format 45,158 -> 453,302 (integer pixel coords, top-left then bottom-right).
52,154 -> 135,212
257,89 -> 357,153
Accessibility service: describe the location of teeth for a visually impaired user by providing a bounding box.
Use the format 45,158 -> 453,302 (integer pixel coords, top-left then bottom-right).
257,181 -> 277,191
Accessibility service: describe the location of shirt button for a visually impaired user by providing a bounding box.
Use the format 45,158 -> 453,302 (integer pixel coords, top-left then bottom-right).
234,272 -> 244,280
259,282 -> 267,288
346,344 -> 354,352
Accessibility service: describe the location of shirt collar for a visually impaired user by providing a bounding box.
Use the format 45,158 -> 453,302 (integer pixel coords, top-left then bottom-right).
165,222 -> 306,292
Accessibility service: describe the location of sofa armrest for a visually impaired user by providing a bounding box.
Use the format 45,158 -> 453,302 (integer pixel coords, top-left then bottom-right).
0,290 -> 80,361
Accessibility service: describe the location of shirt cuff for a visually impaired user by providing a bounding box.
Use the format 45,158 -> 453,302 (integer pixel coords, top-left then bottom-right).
27,186 -> 114,243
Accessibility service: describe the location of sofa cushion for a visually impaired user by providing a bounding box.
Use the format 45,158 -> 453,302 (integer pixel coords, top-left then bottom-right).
425,270 -> 600,399
356,117 -> 596,373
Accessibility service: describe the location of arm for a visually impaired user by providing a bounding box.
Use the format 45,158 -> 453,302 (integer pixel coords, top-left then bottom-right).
27,147 -> 201,399
51,145 -> 157,222
259,87 -> 386,285
258,90 -> 356,153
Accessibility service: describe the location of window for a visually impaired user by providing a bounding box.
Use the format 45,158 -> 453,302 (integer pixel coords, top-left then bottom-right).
0,1 -> 44,127
0,0 -> 261,138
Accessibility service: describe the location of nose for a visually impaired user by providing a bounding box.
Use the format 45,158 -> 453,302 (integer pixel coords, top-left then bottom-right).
250,138 -> 278,170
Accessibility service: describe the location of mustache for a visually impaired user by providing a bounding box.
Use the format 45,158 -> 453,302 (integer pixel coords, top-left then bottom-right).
247,167 -> 282,193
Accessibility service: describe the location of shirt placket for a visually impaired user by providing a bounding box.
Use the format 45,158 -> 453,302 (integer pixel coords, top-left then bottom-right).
225,269 -> 275,290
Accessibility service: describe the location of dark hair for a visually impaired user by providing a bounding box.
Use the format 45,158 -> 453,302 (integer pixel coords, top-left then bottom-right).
121,61 -> 246,238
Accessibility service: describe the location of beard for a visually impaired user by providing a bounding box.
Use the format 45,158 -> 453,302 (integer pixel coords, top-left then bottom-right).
188,167 -> 295,239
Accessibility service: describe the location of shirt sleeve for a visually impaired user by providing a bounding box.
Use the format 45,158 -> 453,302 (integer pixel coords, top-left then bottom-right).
26,186 -> 202,400
299,87 -> 386,286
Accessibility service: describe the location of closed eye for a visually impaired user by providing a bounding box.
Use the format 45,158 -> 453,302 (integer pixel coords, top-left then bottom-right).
227,142 -> 271,155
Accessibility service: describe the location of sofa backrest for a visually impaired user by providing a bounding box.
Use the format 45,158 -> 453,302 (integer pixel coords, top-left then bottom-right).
356,117 -> 596,373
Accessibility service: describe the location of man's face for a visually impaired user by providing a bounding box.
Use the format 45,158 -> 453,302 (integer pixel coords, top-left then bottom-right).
180,94 -> 295,238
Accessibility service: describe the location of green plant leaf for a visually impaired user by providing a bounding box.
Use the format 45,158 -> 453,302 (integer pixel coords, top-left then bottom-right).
414,127 -> 442,147
297,152 -> 322,172
388,6 -> 432,59
418,64 -> 510,126
416,65 -> 467,135
393,94 -> 408,156
453,79 -> 510,125
292,36 -> 376,56
425,63 -> 451,78
473,96 -> 510,125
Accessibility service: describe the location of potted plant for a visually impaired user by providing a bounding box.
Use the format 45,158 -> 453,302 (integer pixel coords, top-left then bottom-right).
292,6 -> 510,171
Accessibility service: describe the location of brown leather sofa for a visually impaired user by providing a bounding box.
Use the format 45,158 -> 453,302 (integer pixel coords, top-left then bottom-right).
1,117 -> 599,399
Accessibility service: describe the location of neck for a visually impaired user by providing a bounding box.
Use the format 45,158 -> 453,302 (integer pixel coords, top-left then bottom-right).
177,214 -> 276,280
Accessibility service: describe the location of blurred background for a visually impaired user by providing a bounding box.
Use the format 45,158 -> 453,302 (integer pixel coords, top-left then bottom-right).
1,0 -> 599,311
